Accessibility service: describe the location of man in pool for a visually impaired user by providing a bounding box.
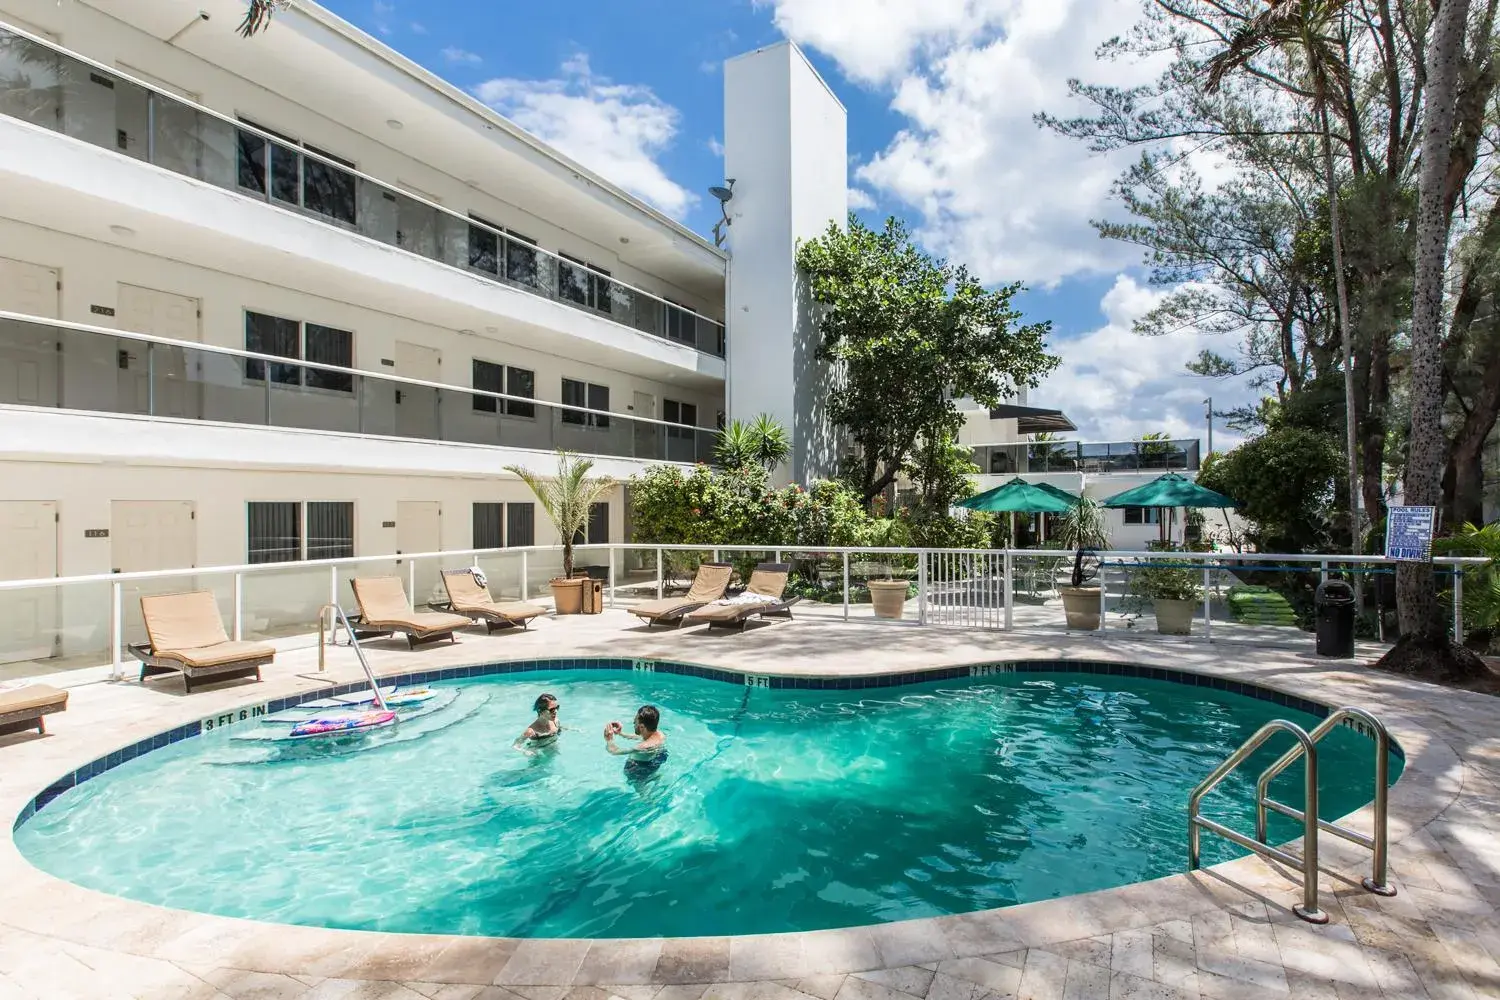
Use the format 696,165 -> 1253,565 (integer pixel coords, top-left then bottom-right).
516,693 -> 560,749
604,704 -> 668,777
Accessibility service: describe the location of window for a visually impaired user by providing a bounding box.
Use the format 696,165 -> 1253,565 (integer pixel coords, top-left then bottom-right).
473,502 -> 504,549
663,398 -> 697,460
471,359 -> 535,417
505,230 -> 539,286
248,501 -> 353,563
557,253 -> 613,313
665,302 -> 699,345
574,502 -> 609,546
1123,506 -> 1161,525
506,502 -> 535,547
468,215 -> 501,276
306,501 -> 355,560
662,399 -> 697,427
236,120 -> 357,226
561,378 -> 610,428
244,311 -> 354,392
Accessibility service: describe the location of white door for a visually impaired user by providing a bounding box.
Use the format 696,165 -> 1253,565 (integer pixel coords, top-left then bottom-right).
112,500 -> 198,645
394,341 -> 441,440
0,257 -> 61,407
396,501 -> 443,606
633,391 -> 656,459
117,285 -> 202,418
0,502 -> 59,664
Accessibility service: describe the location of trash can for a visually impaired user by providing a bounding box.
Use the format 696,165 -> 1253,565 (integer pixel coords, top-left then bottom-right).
575,577 -> 604,615
1315,580 -> 1356,658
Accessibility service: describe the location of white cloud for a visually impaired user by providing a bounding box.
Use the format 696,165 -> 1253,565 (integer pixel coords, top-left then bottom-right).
409,22 -> 427,35
1034,276 -> 1255,447
442,47 -> 482,66
770,0 -> 1169,288
707,136 -> 725,158
848,187 -> 877,211
474,55 -> 696,218
372,0 -> 395,36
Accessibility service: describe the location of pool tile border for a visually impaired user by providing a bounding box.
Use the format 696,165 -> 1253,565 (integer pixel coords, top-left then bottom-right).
12,655 -> 1401,833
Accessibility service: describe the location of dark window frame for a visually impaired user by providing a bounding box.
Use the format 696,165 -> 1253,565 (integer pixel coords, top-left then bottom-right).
471,358 -> 536,418
243,310 -> 354,394
561,378 -> 610,429
506,502 -> 535,547
236,118 -> 357,227
473,502 -> 504,549
248,500 -> 353,563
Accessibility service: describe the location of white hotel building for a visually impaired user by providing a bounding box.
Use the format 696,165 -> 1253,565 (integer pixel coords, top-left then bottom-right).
0,0 -> 1198,665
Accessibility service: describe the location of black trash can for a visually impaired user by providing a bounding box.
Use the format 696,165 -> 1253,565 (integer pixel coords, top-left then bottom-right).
1315,580 -> 1356,658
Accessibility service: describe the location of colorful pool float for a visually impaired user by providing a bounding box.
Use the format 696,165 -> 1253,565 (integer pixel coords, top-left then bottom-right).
288,710 -> 397,739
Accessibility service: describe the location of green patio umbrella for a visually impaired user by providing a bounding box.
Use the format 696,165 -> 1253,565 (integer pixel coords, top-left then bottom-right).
958,477 -> 1077,545
1100,473 -> 1237,544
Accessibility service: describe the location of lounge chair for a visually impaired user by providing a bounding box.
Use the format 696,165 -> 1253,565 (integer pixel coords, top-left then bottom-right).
0,684 -> 68,737
683,562 -> 802,631
350,576 -> 471,648
438,570 -> 548,632
131,591 -> 273,693
629,562 -> 734,628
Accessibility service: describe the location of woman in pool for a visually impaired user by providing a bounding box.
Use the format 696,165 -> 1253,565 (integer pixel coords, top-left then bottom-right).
604,704 -> 668,778
516,693 -> 561,750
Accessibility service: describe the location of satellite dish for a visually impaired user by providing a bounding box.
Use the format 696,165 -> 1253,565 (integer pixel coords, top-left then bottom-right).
709,185 -> 734,203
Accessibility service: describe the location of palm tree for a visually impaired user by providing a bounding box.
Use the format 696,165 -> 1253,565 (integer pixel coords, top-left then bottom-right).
1205,1 -> 1361,556
238,0 -> 289,38
713,414 -> 791,472
505,452 -> 616,579
1392,0 -> 1475,654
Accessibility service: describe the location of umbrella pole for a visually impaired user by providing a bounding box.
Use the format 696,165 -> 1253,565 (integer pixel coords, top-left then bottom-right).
1010,511 -> 1016,548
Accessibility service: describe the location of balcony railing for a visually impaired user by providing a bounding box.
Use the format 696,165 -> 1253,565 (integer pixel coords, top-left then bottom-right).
0,311 -> 720,464
0,23 -> 726,358
972,439 -> 1202,475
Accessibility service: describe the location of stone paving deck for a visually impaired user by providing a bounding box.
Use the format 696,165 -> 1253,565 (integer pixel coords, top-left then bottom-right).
1,611 -> 1497,1000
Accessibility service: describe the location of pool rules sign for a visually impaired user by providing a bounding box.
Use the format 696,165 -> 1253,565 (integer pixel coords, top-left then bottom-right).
1385,506 -> 1436,562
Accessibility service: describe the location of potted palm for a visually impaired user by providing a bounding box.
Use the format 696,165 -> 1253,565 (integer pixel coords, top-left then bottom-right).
505,451 -> 616,615
1057,497 -> 1108,630
863,518 -> 913,619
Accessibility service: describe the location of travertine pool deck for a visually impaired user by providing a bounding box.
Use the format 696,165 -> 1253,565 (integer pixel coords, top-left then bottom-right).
1,612 -> 1497,1000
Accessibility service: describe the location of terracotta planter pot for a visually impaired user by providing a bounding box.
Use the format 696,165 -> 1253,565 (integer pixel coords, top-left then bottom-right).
867,579 -> 910,620
1153,597 -> 1197,636
550,578 -> 584,615
1059,587 -> 1101,631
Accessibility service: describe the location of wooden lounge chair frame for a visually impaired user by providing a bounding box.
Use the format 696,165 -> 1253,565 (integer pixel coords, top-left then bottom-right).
685,563 -> 803,632
629,562 -> 734,628
0,685 -> 68,737
349,576 -> 471,649
436,570 -> 547,632
130,591 -> 273,693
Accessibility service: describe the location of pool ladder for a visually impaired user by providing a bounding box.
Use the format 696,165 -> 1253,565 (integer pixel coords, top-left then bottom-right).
314,602 -> 389,711
1187,706 -> 1394,924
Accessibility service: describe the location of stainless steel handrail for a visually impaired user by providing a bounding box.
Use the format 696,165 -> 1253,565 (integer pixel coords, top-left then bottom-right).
316,602 -> 388,711
1188,719 -> 1327,924
1255,706 -> 1395,896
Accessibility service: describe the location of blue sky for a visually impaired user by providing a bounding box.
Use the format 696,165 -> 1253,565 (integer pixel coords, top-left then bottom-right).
319,0 -> 1254,447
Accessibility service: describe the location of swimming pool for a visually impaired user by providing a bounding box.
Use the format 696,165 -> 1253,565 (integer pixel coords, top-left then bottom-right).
14,663 -> 1397,939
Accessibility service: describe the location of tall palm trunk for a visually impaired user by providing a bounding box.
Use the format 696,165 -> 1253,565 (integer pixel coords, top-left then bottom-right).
1316,92 -> 1362,558
1397,0 -> 1472,639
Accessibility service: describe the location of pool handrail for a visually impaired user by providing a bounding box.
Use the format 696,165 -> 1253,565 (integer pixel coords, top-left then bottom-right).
1254,706 -> 1395,896
1188,719 -> 1326,924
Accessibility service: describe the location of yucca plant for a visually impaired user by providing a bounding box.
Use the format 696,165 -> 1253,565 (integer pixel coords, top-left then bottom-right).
505,452 -> 616,579
714,413 -> 791,472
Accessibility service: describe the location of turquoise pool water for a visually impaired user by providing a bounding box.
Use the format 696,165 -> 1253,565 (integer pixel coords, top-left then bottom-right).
15,670 -> 1395,938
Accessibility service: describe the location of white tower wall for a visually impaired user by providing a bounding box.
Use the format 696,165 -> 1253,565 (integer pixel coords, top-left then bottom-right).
724,42 -> 847,483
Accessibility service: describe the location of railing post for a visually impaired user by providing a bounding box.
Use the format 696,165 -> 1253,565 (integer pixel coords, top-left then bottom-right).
146,342 -> 156,415
1003,549 -> 1013,631
1320,560 -> 1329,584
1203,565 -> 1213,643
520,550 -> 529,601
1454,567 -> 1465,646
233,572 -> 243,641
656,547 -> 663,599
918,551 -> 928,625
1297,745 -> 1325,923
146,91 -> 156,163
842,550 -> 850,621
111,580 -> 123,681
329,565 -> 339,608
608,546 -> 617,608
408,557 -> 417,605
1098,561 -> 1108,632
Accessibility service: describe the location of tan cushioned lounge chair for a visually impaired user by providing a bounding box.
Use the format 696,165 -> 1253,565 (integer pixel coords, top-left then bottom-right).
629,562 -> 734,627
439,570 -> 547,632
0,684 -> 68,738
351,576 -> 471,649
132,591 -> 273,693
684,563 -> 801,631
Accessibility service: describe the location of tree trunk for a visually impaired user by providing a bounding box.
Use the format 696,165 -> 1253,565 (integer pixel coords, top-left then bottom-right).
1382,0 -> 1486,683
1318,96 -> 1362,555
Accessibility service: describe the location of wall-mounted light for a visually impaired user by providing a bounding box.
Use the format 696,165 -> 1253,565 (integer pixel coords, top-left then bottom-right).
709,178 -> 735,248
